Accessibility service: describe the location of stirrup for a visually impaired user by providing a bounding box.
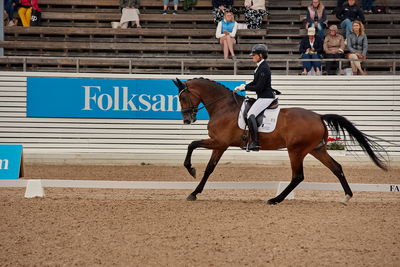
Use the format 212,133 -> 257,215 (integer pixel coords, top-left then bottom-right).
246,143 -> 260,152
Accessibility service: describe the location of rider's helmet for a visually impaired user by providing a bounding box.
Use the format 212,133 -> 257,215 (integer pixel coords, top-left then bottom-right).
250,44 -> 268,58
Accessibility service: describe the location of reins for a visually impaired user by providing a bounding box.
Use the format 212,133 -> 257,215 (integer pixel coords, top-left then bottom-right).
232,91 -> 241,107
179,84 -> 242,114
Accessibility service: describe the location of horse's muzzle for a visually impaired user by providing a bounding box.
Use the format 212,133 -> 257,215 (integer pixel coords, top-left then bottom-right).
182,111 -> 197,124
183,117 -> 197,124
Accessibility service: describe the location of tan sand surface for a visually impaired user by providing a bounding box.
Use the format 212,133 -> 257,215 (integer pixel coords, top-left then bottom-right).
1,163 -> 399,266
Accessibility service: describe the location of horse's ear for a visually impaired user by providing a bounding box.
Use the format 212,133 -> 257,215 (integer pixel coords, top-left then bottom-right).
173,78 -> 185,93
172,78 -> 182,93
172,79 -> 179,89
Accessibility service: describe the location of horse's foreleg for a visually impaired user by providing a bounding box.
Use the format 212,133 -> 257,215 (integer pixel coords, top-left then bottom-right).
184,139 -> 221,178
184,140 -> 203,178
187,149 -> 226,201
267,150 -> 306,205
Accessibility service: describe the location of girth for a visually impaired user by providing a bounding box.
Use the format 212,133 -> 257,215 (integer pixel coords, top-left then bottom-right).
243,98 -> 279,127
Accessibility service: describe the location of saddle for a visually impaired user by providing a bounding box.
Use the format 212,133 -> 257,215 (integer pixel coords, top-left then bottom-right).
242,98 -> 279,127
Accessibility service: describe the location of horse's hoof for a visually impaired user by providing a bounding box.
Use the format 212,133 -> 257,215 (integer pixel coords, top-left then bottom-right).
189,168 -> 196,178
340,194 -> 352,205
266,198 -> 279,205
187,194 -> 197,201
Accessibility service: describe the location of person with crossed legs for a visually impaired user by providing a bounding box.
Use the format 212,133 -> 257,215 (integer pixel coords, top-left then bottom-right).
215,11 -> 237,60
347,20 -> 368,75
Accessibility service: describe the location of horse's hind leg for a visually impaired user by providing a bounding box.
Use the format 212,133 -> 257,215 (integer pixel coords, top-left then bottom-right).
187,149 -> 226,201
310,147 -> 353,203
267,150 -> 306,205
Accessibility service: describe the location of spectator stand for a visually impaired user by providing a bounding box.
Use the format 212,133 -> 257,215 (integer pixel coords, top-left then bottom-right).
0,0 -> 399,74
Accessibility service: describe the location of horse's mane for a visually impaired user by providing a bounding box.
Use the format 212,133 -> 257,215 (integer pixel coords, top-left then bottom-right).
187,77 -> 233,93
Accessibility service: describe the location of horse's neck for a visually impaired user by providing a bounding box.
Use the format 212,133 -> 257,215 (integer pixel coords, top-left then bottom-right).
199,86 -> 243,117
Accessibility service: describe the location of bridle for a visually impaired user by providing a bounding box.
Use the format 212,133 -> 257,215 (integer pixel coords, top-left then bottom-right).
178,87 -> 203,116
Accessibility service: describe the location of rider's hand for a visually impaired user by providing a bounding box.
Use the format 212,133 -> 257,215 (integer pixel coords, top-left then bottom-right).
234,84 -> 246,92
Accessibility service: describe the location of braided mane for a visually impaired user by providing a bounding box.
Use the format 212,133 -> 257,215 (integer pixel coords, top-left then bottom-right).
187,77 -> 233,93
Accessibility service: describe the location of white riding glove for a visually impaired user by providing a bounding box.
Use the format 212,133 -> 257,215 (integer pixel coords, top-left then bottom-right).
234,84 -> 246,92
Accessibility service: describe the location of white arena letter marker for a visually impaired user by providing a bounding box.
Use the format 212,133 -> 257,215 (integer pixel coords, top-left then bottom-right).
25,179 -> 45,198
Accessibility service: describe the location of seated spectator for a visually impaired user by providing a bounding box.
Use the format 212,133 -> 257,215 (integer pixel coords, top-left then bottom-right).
244,0 -> 268,29
212,0 -> 233,24
361,0 -> 374,13
299,27 -> 323,75
336,0 -> 365,38
347,20 -> 368,75
4,0 -> 19,26
306,0 -> 328,40
163,0 -> 178,15
120,0 -> 141,28
324,25 -> 345,75
333,0 -> 346,14
17,0 -> 42,27
215,11 -> 237,59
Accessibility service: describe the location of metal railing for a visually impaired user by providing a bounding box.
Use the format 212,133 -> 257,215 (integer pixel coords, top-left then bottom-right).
1,56 -> 399,75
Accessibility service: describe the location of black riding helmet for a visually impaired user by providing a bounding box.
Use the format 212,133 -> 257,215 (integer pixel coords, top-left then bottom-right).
250,44 -> 268,58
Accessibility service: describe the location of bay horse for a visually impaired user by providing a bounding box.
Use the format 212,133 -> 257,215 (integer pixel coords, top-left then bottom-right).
173,78 -> 387,205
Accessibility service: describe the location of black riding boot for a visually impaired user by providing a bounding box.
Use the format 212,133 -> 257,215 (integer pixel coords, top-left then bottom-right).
247,115 -> 260,151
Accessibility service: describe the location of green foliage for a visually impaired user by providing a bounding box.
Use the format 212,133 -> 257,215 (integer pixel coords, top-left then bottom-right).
326,137 -> 345,150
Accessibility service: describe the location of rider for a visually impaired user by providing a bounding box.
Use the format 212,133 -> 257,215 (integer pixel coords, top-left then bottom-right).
234,44 -> 276,151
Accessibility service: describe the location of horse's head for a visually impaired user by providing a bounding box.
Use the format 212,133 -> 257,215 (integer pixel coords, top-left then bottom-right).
173,78 -> 201,124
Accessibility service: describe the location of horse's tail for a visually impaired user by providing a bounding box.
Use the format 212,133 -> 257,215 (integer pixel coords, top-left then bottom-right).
321,114 -> 388,171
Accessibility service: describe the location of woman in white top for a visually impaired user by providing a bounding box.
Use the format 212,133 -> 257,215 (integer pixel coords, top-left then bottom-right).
215,11 -> 238,59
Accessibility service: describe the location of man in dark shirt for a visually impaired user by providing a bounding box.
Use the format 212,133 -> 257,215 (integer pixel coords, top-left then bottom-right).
336,0 -> 366,38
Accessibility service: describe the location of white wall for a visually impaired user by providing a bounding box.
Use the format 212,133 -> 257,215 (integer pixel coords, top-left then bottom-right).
0,72 -> 399,164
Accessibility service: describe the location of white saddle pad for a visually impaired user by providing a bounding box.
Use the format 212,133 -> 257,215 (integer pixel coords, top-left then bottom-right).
238,101 -> 281,133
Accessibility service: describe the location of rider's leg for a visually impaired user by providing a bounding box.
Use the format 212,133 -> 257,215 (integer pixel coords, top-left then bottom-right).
247,114 -> 260,151
246,98 -> 275,151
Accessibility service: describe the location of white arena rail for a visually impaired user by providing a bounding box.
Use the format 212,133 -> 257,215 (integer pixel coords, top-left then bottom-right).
0,72 -> 399,164
0,179 -> 399,200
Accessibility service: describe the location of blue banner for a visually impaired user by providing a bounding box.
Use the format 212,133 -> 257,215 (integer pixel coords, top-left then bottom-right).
27,78 -> 244,120
0,145 -> 23,180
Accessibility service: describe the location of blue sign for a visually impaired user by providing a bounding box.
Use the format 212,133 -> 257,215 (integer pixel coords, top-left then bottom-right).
0,145 -> 23,180
27,78 -> 244,120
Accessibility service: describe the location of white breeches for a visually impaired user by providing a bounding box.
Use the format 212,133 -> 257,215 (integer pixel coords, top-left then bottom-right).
247,98 -> 275,119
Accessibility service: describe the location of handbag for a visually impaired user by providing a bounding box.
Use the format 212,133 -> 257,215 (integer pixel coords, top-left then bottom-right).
30,9 -> 42,26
